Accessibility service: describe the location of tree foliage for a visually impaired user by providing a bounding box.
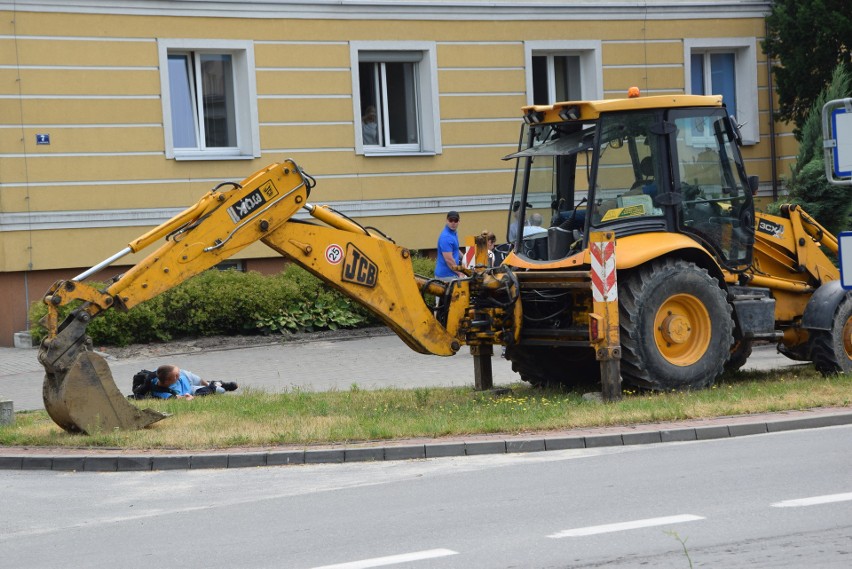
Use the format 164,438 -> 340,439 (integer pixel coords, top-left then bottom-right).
783,65 -> 852,236
763,0 -> 851,136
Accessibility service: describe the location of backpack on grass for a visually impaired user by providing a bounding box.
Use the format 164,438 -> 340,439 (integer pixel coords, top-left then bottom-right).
128,369 -> 176,399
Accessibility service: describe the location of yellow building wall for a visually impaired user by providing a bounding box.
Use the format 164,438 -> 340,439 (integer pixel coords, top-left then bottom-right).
0,5 -> 786,277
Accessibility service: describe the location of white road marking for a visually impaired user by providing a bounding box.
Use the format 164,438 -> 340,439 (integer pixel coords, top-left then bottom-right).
548,514 -> 705,538
311,548 -> 459,569
771,492 -> 852,508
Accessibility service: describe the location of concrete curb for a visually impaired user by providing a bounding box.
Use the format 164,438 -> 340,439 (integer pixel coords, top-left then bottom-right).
2,411 -> 851,472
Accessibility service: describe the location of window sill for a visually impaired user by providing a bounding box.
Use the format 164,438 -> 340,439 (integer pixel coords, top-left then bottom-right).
361,150 -> 437,157
172,152 -> 257,162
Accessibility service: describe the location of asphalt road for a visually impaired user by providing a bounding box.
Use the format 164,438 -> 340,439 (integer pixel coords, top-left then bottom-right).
2,425 -> 849,568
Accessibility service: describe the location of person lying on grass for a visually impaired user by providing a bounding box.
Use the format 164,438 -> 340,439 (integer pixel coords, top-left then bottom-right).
152,365 -> 238,400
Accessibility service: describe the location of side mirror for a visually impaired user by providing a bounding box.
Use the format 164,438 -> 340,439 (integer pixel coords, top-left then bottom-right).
727,115 -> 743,145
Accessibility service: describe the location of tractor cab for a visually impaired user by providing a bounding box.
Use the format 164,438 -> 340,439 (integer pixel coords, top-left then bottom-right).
504,92 -> 756,272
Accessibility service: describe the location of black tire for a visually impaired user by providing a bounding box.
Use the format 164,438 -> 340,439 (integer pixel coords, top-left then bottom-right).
619,259 -> 733,390
777,341 -> 811,362
724,338 -> 753,373
508,345 -> 600,388
810,294 -> 852,375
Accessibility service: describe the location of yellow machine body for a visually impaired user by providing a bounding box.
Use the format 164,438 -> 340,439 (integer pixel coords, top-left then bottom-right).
37,92 -> 852,433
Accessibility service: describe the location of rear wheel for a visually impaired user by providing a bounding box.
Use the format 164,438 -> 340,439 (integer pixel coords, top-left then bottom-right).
724,338 -> 753,373
508,345 -> 600,389
619,259 -> 733,390
810,295 -> 852,375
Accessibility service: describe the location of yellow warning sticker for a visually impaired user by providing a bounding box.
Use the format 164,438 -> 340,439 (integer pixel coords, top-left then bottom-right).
600,204 -> 646,222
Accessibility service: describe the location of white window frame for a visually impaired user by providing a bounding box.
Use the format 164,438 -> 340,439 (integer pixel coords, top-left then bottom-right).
524,41 -> 603,106
158,39 -> 260,161
350,41 -> 441,156
684,38 -> 759,146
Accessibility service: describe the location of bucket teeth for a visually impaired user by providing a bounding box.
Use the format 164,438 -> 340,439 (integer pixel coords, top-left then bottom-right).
43,351 -> 168,434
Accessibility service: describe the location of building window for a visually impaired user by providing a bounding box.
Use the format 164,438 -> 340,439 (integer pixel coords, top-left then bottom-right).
214,260 -> 245,272
524,41 -> 602,105
691,52 -> 737,113
359,59 -> 420,148
532,54 -> 581,105
158,39 -> 260,160
684,38 -> 758,145
350,42 -> 441,156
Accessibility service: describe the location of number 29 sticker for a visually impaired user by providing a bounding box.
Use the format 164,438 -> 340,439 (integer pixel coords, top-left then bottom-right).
325,244 -> 344,265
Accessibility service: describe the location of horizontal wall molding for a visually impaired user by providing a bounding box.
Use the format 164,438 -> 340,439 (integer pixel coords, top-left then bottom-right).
0,94 -> 159,100
0,34 -> 155,43
0,123 -> 161,129
256,94 -> 350,100
6,1 -> 773,21
256,67 -> 350,72
441,92 -> 525,97
0,193 -> 554,232
0,64 -> 158,71
0,168 -> 514,189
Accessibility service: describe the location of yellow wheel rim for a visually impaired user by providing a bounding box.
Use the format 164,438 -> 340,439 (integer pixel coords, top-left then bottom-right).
654,293 -> 711,366
843,316 -> 852,362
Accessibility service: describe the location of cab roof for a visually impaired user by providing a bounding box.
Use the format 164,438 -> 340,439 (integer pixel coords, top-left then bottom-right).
522,94 -> 723,124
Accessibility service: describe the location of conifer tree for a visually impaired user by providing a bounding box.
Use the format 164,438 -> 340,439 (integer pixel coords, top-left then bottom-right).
763,0 -> 851,137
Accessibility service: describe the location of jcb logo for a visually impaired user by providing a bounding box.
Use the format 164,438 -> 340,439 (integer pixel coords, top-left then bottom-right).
757,219 -> 784,239
342,244 -> 378,288
259,180 -> 278,200
226,181 -> 279,223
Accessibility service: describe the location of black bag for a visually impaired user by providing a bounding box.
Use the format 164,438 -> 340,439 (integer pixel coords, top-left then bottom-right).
129,369 -> 176,399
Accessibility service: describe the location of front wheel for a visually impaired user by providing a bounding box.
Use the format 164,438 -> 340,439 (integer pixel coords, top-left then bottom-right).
810,294 -> 852,375
619,259 -> 733,390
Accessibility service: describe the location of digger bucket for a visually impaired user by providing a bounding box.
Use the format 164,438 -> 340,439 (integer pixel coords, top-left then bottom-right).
43,351 -> 168,434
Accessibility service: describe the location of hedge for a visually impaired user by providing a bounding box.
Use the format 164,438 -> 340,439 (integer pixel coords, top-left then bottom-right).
30,255 -> 436,346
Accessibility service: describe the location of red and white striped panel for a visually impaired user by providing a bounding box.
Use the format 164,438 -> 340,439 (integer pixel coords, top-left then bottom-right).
590,240 -> 617,302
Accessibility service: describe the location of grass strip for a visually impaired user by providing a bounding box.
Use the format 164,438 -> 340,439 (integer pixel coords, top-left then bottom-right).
1,368 -> 849,450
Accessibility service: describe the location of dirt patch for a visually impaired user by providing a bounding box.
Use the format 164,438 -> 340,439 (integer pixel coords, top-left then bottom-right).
94,326 -> 394,361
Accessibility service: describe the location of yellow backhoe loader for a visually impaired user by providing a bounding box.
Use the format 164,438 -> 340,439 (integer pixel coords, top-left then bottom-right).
500,93 -> 850,391
38,92 -> 852,434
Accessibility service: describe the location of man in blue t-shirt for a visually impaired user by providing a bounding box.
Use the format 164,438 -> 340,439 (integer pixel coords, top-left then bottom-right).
152,365 -> 238,399
435,210 -> 463,279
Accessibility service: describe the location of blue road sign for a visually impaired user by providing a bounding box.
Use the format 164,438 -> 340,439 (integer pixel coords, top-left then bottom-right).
831,108 -> 852,178
839,231 -> 852,290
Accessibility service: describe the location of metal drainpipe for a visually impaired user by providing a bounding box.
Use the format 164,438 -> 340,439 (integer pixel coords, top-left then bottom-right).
24,272 -> 30,331
765,19 -> 779,201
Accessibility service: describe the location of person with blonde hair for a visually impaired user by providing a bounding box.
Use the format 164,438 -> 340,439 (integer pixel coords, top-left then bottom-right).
463,231 -> 497,268
362,105 -> 378,145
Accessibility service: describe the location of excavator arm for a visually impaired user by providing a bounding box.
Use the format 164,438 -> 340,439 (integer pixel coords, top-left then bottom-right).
38,161 -> 520,434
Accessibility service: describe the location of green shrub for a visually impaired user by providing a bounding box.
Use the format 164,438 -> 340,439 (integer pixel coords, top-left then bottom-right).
30,251 -> 438,346
410,252 -> 436,277
155,269 -> 302,337
30,265 -> 389,346
255,296 -> 373,334
88,297 -> 170,346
